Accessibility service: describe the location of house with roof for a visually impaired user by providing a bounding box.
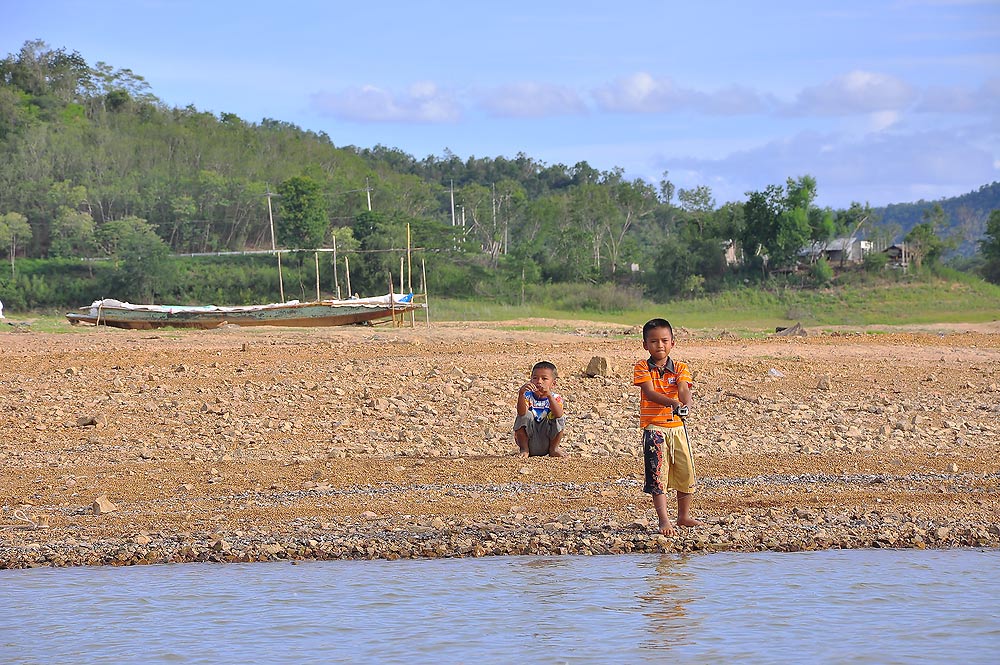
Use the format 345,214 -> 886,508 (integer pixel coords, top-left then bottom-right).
799,237 -> 873,265
883,243 -> 909,268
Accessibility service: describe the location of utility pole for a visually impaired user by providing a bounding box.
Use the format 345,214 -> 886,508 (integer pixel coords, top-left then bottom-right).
265,187 -> 276,252
450,180 -> 456,227
265,187 -> 284,302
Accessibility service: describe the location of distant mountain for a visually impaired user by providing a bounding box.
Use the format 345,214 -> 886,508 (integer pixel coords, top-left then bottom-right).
873,182 -> 1000,256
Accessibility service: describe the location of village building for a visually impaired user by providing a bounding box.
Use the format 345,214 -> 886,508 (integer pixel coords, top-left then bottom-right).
799,237 -> 873,265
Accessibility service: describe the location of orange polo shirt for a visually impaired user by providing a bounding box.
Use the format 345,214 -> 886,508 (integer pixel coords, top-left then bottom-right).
633,357 -> 692,428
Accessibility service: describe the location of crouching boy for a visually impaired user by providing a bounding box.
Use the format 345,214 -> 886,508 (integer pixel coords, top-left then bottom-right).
513,361 -> 566,457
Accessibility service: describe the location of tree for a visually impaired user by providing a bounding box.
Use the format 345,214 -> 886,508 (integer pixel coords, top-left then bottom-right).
493,178 -> 527,259
775,206 -> 811,267
518,194 -> 590,284
456,182 -> 502,265
0,211 -> 31,277
784,175 -> 817,211
0,40 -> 90,102
740,178 -> 817,273
95,216 -> 172,301
646,235 -> 696,298
905,204 -> 951,269
49,207 -> 95,258
658,171 -> 676,206
978,210 -> 1000,284
905,223 -> 941,269
276,176 -> 328,249
568,182 -> 615,274
776,176 -> 815,265
808,207 -> 836,243
741,185 -> 784,272
605,175 -> 658,274
678,185 -> 716,238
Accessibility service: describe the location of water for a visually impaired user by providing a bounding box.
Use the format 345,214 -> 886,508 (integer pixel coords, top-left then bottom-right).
2,549 -> 998,664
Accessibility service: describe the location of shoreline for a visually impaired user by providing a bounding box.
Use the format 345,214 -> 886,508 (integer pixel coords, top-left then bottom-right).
2,323 -> 999,569
5,520 -> 999,570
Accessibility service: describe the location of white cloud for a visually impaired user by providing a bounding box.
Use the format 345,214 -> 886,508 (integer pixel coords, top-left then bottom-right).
478,82 -> 587,118
696,85 -> 774,115
919,77 -> 1000,113
591,72 -> 772,115
868,110 -> 901,131
918,85 -> 981,113
591,72 -> 678,113
657,128 -> 997,207
307,69 -> 995,128
791,70 -> 917,115
310,82 -> 461,123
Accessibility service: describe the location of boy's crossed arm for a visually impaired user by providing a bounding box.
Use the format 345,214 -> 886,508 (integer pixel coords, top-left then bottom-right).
637,380 -> 691,410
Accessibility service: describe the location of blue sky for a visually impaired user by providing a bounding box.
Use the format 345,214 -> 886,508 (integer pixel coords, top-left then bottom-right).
4,0 -> 999,209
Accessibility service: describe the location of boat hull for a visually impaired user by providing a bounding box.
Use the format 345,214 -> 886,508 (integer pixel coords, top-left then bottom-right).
66,297 -> 423,330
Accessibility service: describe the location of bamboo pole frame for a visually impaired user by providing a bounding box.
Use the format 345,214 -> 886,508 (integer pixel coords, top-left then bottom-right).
277,251 -> 284,302
332,236 -> 341,299
406,223 -> 412,292
422,258 -> 430,326
388,272 -> 397,327
314,251 -> 320,301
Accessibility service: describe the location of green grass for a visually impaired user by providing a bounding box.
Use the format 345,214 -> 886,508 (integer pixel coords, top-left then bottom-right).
430,276 -> 1000,332
3,316 -> 78,333
9,275 -> 1000,335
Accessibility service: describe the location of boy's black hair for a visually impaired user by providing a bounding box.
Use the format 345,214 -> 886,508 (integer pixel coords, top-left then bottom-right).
642,318 -> 674,341
532,360 -> 558,378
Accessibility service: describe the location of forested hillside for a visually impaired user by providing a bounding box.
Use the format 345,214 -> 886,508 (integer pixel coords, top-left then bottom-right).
1,40 -> 997,310
875,182 -> 1000,256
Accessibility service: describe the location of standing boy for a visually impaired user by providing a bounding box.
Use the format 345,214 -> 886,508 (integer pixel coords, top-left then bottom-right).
513,361 -> 566,457
633,318 -> 702,535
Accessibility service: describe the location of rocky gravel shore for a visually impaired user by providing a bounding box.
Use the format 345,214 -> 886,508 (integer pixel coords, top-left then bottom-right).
2,320 -> 998,568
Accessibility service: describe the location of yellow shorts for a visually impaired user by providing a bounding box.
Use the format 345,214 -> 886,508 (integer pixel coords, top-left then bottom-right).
642,424 -> 696,495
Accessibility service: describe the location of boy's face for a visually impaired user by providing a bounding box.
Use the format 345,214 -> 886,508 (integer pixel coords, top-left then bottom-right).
530,368 -> 557,395
642,326 -> 675,363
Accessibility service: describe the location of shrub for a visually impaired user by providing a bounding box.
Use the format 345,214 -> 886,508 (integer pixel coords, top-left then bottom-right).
809,258 -> 834,286
528,281 -> 649,313
863,252 -> 888,273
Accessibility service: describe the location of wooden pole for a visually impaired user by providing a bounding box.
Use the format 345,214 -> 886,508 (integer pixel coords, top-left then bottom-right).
345,256 -> 352,298
332,235 -> 341,299
521,266 -> 525,306
314,251 -> 320,301
388,272 -> 396,327
266,188 -> 284,302
401,252 -> 413,326
422,258 -> 430,326
266,189 -> 276,250
277,251 -> 284,302
406,223 -> 412,292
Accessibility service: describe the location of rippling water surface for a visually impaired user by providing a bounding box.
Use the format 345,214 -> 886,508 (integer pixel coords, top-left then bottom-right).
2,549 -> 998,664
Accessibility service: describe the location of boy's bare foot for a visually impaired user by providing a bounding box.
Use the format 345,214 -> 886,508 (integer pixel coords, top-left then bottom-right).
677,517 -> 704,527
657,520 -> 676,536
515,450 -> 529,458
548,447 -> 565,457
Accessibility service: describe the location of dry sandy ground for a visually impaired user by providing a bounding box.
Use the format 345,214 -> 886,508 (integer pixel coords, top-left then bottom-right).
1,317 -> 998,566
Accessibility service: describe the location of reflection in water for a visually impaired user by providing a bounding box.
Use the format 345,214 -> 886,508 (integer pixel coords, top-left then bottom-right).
635,554 -> 698,651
